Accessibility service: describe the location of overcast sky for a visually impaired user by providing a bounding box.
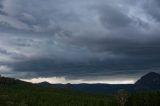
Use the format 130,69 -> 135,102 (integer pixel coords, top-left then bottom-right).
0,0 -> 160,84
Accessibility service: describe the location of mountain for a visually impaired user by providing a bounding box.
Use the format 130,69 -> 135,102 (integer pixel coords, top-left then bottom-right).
1,72 -> 160,94
0,75 -> 160,106
0,76 -> 20,85
37,72 -> 160,94
135,72 -> 160,90
68,84 -> 134,94
0,75 -> 31,86
37,83 -> 134,94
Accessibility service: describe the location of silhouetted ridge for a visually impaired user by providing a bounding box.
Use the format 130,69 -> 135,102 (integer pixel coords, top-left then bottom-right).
135,72 -> 160,90
0,76 -> 30,86
1,72 -> 160,94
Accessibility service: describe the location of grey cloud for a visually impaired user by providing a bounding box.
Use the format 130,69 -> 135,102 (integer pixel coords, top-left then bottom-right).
79,35 -> 160,56
98,4 -> 132,29
142,0 -> 160,22
0,9 -> 7,15
0,0 -> 160,81
0,0 -> 3,9
7,56 -> 160,79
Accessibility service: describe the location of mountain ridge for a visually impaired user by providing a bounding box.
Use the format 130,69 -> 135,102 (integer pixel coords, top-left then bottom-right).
135,72 -> 160,90
0,72 -> 160,94
36,72 -> 160,94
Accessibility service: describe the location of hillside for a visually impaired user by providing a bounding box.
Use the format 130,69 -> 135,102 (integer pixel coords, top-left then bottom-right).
135,72 -> 160,90
0,72 -> 160,106
0,83 -> 117,106
38,72 -> 160,94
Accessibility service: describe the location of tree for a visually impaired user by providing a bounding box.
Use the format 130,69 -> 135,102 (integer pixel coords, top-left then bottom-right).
117,89 -> 128,106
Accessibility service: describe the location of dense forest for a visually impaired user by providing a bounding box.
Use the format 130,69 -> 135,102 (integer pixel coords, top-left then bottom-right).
0,83 -> 160,106
0,84 -> 117,106
126,91 -> 160,106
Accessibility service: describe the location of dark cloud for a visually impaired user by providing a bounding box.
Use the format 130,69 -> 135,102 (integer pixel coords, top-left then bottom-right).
0,0 -> 7,15
98,4 -> 132,29
0,0 -> 160,82
142,0 -> 160,22
0,0 -> 3,8
79,35 -> 160,56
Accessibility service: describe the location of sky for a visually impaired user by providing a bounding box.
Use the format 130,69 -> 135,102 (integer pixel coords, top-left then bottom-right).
0,0 -> 160,84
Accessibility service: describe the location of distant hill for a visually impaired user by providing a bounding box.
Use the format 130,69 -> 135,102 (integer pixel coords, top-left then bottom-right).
1,72 -> 160,94
38,83 -> 134,94
0,76 -> 20,85
67,84 -> 134,94
37,72 -> 160,94
0,73 -> 160,106
0,75 -> 31,86
135,72 -> 160,90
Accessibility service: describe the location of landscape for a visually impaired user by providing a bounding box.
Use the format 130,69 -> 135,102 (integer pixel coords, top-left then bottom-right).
0,0 -> 160,106
0,72 -> 160,106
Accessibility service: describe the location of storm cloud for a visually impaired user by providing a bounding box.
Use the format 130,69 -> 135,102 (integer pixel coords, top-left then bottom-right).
0,0 -> 160,83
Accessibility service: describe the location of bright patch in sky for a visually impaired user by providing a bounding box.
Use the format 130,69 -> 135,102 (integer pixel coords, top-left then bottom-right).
22,77 -> 135,84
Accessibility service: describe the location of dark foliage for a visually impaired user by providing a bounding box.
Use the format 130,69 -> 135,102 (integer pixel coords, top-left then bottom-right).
0,73 -> 160,106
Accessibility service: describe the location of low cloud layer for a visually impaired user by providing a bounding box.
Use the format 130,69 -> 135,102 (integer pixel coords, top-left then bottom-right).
0,0 -> 160,83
